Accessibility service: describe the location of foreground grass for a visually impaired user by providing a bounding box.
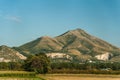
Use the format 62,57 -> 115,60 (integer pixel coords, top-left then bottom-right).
0,71 -> 36,77
0,71 -> 43,80
0,77 -> 42,80
39,74 -> 120,80
1,71 -> 120,80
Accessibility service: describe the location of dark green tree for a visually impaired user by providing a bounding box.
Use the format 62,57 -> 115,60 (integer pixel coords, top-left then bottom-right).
24,53 -> 50,74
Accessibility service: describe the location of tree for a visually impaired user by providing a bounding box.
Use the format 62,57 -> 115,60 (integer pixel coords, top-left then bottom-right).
24,53 -> 50,74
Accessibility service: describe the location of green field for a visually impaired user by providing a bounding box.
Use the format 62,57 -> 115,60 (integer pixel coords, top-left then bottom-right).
0,77 -> 41,80
0,71 -> 120,80
39,74 -> 120,80
0,71 -> 43,80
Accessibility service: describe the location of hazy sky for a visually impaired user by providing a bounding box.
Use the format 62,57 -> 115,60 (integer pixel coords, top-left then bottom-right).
0,0 -> 120,47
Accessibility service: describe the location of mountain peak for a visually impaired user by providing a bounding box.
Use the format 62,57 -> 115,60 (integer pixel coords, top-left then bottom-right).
69,28 -> 86,34
71,28 -> 84,32
35,36 -> 53,43
0,45 -> 10,50
37,36 -> 54,41
41,36 -> 51,39
0,45 -> 8,48
57,28 -> 88,38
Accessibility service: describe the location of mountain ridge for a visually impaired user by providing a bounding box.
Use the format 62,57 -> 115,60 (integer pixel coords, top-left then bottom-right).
14,28 -> 120,62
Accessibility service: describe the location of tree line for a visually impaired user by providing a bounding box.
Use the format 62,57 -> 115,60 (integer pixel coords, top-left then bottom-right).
0,53 -> 120,74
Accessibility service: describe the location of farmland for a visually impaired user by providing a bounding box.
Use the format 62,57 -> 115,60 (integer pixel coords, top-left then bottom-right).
0,71 -> 42,80
0,71 -> 120,80
0,77 -> 41,80
39,74 -> 120,80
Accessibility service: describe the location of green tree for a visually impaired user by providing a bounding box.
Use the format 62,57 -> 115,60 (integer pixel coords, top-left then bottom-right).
24,53 -> 50,74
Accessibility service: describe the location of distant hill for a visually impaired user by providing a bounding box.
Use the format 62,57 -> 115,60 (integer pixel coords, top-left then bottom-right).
16,29 -> 120,62
0,45 -> 26,62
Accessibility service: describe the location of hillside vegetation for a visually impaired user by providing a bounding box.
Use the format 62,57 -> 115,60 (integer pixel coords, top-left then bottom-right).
15,29 -> 120,62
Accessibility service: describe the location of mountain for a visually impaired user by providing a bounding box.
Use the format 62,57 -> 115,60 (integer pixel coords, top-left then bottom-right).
18,36 -> 63,54
0,45 -> 26,62
55,29 -> 120,61
17,28 -> 120,62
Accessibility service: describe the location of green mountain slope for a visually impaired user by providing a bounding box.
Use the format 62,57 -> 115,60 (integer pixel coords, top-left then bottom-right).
16,29 -> 120,62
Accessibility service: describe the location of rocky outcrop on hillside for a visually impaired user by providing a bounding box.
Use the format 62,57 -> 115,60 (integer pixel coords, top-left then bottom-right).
46,53 -> 73,60
95,52 -> 113,60
0,45 -> 26,62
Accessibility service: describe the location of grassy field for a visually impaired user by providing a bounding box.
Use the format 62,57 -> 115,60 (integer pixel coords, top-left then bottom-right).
0,77 -> 41,80
0,71 -> 43,80
0,71 -> 120,80
39,74 -> 120,80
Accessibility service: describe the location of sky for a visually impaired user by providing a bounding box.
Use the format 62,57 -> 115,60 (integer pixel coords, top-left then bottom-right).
0,0 -> 120,47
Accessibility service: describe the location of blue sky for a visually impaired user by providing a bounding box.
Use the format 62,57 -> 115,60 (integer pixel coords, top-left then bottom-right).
0,0 -> 120,47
